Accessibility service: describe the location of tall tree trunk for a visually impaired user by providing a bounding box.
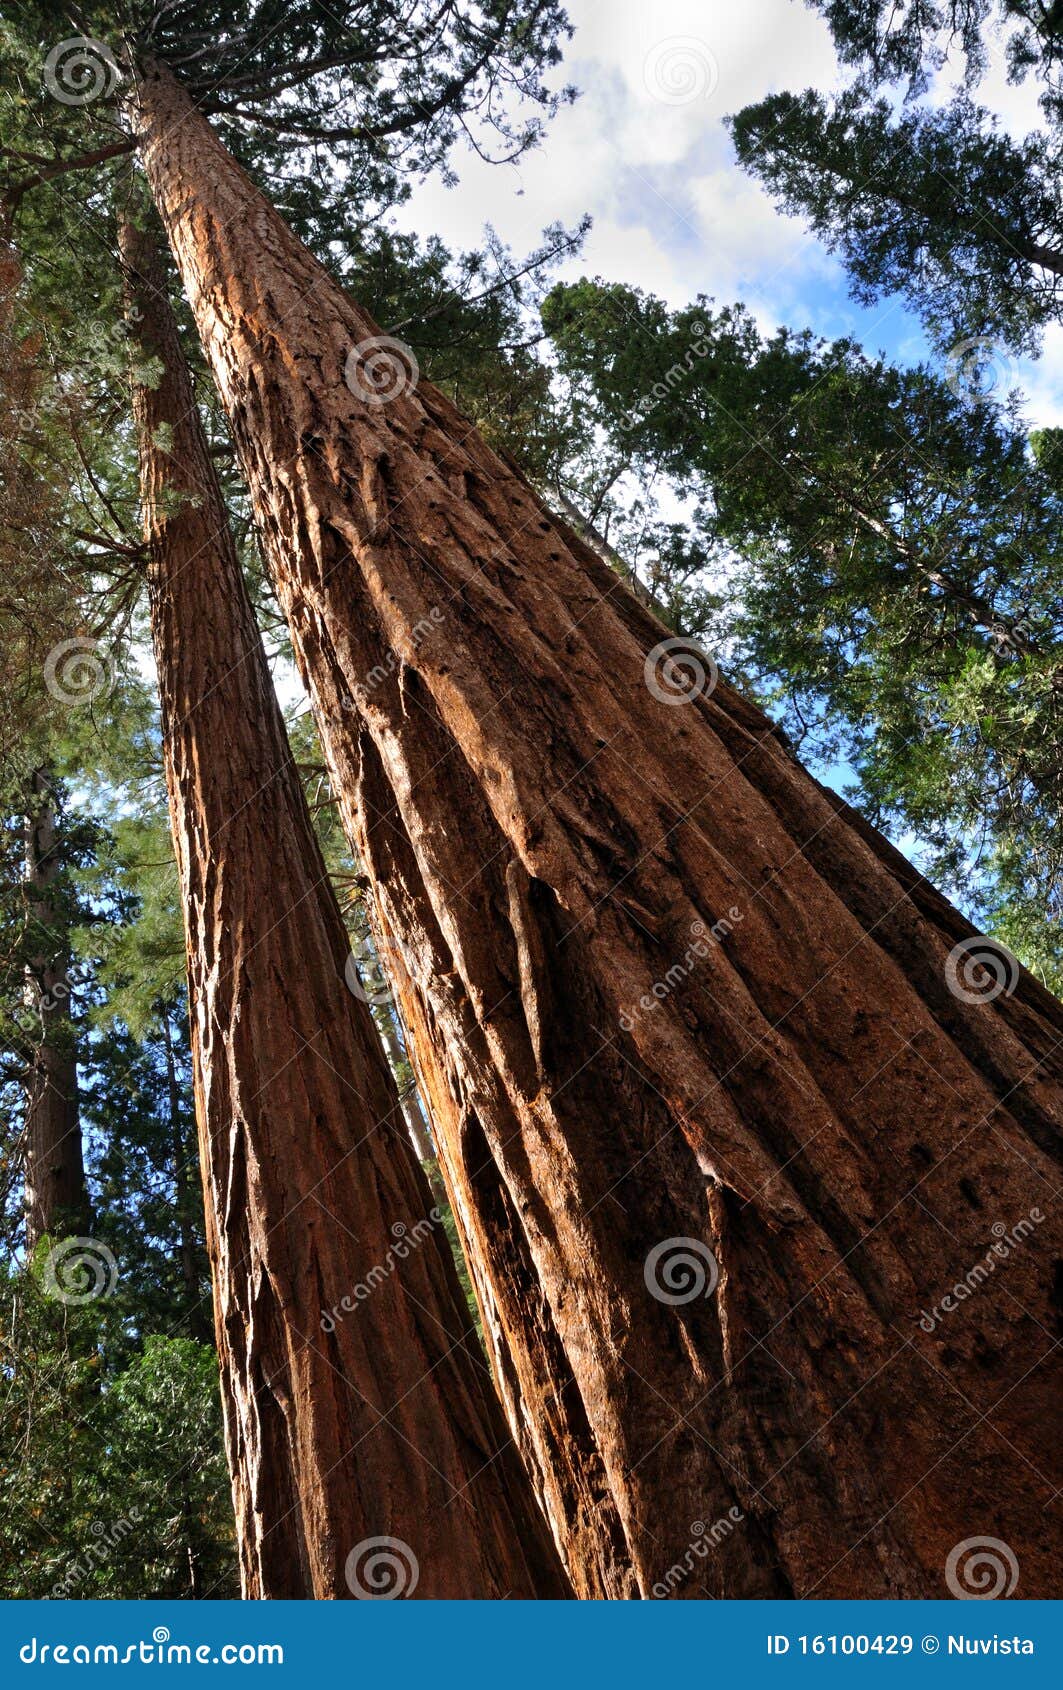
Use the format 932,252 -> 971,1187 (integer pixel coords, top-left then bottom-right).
374,996 -> 432,1159
135,62 -> 1063,1600
22,768 -> 87,1249
374,998 -> 450,1208
160,1009 -> 212,1345
117,207 -> 568,1601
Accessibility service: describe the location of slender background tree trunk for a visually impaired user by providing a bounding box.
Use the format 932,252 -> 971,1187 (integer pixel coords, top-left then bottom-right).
119,205 -> 568,1600
136,62 -> 1063,1600
160,1010 -> 212,1344
22,768 -> 87,1249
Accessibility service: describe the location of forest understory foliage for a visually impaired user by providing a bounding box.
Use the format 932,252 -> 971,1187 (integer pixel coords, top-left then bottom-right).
0,0 -> 1060,1601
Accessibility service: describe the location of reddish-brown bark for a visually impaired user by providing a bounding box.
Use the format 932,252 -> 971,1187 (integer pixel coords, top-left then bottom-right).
118,209 -> 569,1600
136,62 -> 1063,1600
388,958 -> 636,1598
22,768 -> 88,1250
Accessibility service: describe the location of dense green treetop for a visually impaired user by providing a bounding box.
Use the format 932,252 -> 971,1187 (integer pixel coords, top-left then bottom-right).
731,2 -> 1063,351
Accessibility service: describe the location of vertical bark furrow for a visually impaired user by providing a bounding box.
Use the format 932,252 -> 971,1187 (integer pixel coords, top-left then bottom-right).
354,726 -> 637,1597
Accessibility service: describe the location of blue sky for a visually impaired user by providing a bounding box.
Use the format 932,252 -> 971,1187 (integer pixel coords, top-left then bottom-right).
396,0 -> 1062,428
388,0 -> 1059,885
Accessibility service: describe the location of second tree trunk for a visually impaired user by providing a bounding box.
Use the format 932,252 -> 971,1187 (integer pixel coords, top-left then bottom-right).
119,207 -> 568,1600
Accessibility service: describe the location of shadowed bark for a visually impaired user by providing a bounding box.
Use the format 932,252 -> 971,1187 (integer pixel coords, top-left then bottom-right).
135,61 -> 1063,1600
160,1009 -> 212,1344
22,769 -> 88,1250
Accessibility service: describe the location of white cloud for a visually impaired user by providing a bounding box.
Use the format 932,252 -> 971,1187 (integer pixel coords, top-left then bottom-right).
396,0 -> 845,323
393,0 -> 1063,428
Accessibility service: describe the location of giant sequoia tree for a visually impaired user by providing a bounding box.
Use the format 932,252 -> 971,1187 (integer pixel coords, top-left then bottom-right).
118,206 -> 567,1599
131,58 -> 1063,1599
0,246 -> 90,1248
4,0 -> 1063,1604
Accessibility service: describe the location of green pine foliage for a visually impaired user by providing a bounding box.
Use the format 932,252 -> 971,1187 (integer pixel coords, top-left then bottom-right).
539,278 -> 1063,987
0,1262 -> 236,1598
